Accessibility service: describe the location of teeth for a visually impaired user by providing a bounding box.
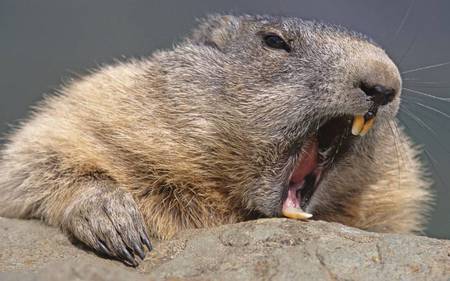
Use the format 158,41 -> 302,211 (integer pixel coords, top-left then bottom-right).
359,118 -> 375,136
351,115 -> 375,136
351,115 -> 365,135
282,206 -> 313,220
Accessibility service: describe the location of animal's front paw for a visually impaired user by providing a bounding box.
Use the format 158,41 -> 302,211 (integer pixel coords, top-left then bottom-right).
62,188 -> 152,266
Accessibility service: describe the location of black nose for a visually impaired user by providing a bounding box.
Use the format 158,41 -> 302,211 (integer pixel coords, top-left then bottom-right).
360,84 -> 396,106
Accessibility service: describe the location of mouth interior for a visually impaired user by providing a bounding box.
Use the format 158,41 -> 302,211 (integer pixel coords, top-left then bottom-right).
282,116 -> 352,217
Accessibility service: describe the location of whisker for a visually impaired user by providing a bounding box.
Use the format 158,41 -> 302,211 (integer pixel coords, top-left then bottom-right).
402,61 -> 450,74
397,113 -> 448,194
404,85 -> 450,89
387,120 -> 402,191
386,119 -> 412,191
403,87 -> 450,102
402,93 -> 438,105
401,106 -> 439,136
403,80 -> 450,89
423,149 -> 447,188
394,0 -> 416,38
398,28 -> 419,66
400,105 -> 450,154
390,119 -> 412,165
414,102 -> 450,119
403,78 -> 450,85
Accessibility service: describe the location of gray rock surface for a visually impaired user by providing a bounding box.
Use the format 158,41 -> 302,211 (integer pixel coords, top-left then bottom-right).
0,217 -> 449,281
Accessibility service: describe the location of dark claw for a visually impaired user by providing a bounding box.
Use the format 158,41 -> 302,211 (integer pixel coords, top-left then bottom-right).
97,241 -> 110,256
141,233 -> 152,252
118,246 -> 138,267
127,258 -> 139,267
132,241 -> 146,260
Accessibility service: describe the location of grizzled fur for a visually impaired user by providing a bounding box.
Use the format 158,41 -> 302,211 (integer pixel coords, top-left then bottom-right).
0,15 -> 431,264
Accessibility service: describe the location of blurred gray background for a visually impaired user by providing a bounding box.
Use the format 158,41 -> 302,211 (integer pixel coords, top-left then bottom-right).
0,0 -> 449,238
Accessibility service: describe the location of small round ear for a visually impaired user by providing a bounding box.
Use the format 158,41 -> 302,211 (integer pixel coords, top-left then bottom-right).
188,15 -> 240,50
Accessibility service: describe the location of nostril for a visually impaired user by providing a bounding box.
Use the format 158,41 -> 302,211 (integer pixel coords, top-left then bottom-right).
360,83 -> 396,106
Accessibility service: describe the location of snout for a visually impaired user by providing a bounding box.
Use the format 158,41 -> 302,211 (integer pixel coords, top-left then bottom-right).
347,41 -> 402,109
336,39 -> 401,130
322,39 -> 403,137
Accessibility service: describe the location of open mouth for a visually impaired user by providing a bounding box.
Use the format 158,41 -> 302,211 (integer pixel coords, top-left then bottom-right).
281,114 -> 375,219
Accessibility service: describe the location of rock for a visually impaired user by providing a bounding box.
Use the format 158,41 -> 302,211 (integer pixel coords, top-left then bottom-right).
0,217 -> 449,281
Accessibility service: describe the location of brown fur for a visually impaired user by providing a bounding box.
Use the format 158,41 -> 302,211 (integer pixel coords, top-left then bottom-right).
0,15 -> 431,265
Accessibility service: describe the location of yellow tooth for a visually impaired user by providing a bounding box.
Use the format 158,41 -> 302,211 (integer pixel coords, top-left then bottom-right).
282,207 -> 313,220
351,115 -> 365,136
359,117 -> 375,136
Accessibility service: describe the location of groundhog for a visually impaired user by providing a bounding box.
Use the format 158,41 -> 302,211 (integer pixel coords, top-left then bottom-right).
0,15 -> 431,266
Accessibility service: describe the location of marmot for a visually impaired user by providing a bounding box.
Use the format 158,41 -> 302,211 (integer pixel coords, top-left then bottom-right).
0,15 -> 431,266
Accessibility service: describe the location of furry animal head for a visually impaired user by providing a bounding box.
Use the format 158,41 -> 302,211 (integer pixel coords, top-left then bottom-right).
170,15 -> 403,219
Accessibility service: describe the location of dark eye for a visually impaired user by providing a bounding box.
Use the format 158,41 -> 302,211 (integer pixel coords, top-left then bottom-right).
263,34 -> 291,52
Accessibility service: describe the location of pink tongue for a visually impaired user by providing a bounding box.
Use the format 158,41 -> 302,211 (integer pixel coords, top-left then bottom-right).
282,139 -> 319,210
290,139 -> 318,184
